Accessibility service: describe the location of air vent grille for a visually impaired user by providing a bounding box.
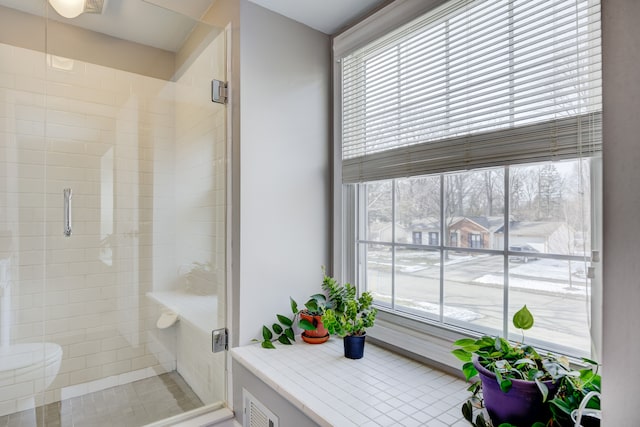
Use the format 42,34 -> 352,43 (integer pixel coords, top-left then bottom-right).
243,389 -> 278,427
84,0 -> 106,14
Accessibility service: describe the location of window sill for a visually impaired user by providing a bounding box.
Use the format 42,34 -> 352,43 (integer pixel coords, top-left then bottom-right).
231,338 -> 469,426
368,311 -> 470,374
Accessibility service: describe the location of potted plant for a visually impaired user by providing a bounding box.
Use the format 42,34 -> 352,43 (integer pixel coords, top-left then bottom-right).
549,365 -> 601,427
259,293 -> 329,348
298,293 -> 330,344
452,305 -> 600,427
320,273 -> 377,359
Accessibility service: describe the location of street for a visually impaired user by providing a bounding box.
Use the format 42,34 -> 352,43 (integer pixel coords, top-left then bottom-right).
364,248 -> 591,355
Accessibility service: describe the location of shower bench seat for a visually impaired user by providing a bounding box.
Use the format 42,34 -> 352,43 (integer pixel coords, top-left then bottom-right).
147,291 -> 220,333
232,338 -> 470,426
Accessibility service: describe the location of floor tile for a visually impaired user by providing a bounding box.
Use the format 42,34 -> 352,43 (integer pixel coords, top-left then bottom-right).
0,372 -> 203,427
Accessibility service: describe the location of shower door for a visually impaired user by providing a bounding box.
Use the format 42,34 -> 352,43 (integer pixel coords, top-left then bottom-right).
0,1 -> 228,424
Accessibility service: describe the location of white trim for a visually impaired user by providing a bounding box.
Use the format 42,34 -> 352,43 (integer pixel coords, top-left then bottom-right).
332,52 -> 343,280
333,0 -> 450,58
144,405 -> 233,427
368,318 -> 462,371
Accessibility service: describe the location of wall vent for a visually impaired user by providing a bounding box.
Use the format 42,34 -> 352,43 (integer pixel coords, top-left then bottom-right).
243,389 -> 278,427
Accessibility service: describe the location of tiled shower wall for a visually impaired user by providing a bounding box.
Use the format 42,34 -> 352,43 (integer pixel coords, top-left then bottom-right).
0,35 -> 226,415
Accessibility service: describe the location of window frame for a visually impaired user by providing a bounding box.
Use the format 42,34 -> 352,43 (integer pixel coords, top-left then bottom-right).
332,0 -> 603,366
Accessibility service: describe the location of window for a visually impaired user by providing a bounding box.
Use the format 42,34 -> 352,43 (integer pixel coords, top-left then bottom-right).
428,232 -> 439,246
337,0 -> 601,357
468,233 -> 482,249
412,231 -> 422,245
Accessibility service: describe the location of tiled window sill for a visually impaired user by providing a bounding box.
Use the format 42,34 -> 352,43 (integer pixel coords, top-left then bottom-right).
231,338 -> 470,426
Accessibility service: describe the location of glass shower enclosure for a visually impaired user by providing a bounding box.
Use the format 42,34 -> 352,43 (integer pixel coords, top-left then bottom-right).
0,0 -> 228,425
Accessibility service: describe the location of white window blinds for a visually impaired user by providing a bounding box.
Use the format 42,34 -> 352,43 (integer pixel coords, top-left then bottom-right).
340,0 -> 601,183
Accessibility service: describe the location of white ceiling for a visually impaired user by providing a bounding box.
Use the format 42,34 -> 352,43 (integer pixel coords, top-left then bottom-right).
247,0 -> 388,35
0,0 -> 388,51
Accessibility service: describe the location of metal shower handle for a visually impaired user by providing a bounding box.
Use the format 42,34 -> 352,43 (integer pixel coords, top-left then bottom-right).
63,188 -> 72,237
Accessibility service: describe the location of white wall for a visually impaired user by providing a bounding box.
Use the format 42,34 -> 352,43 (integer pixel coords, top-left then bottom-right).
237,1 -> 330,346
602,0 -> 640,424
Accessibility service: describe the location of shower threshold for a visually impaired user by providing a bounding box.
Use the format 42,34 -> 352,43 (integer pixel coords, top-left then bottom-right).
0,371 -> 222,427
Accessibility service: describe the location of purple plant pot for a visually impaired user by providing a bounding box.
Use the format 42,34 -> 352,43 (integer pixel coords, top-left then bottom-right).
474,358 -> 558,426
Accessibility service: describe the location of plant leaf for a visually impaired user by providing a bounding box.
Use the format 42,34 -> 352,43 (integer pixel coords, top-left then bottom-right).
277,335 -> 292,345
535,378 -> 549,402
305,300 -> 318,313
495,370 -> 512,393
272,323 -> 283,334
261,340 -> 275,349
299,318 -> 316,331
277,314 -> 293,327
549,396 -> 574,415
262,326 -> 273,341
290,297 -> 298,314
461,362 -> 477,382
309,293 -> 326,303
461,401 -> 473,422
453,338 -> 477,347
284,327 -> 295,340
513,305 -> 534,330
452,349 -> 471,362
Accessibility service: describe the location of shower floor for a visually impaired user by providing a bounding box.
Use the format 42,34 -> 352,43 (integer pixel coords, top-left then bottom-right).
0,371 -> 204,427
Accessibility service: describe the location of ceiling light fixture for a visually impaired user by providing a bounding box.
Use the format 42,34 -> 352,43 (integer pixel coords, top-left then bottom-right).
48,0 -> 86,19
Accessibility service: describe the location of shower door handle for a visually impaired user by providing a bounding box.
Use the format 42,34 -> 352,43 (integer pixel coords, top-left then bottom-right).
63,188 -> 72,237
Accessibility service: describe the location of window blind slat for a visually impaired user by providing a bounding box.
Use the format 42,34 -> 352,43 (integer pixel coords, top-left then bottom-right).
340,0 -> 602,183
342,112 -> 602,183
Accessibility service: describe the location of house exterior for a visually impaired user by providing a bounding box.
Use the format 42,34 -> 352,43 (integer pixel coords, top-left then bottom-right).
493,221 -> 576,255
448,216 -> 504,249
408,218 -> 440,245
409,216 -> 575,253
368,221 -> 412,243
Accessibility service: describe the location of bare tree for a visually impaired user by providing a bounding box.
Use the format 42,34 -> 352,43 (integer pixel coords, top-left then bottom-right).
536,165 -> 563,220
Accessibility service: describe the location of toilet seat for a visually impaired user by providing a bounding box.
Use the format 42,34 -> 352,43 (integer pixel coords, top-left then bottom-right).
0,343 -> 63,417
0,342 -> 62,372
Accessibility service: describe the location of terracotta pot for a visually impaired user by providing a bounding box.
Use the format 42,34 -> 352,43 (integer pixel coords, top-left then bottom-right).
343,334 -> 366,359
474,357 -> 558,426
299,312 -> 329,344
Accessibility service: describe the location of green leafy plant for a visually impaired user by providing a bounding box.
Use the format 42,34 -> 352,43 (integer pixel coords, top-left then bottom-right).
320,275 -> 377,337
259,297 -> 298,349
549,361 -> 601,426
461,402 -> 547,427
298,293 -> 328,330
259,294 -> 329,349
452,305 -> 601,427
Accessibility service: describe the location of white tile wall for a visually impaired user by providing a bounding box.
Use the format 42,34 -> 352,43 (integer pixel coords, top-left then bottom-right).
0,33 -> 227,416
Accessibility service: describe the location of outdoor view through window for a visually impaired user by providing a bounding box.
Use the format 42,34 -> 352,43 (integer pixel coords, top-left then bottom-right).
339,0 -> 601,357
358,159 -> 593,356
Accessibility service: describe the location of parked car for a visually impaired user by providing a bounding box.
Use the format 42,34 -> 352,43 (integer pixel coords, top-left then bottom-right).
508,244 -> 539,263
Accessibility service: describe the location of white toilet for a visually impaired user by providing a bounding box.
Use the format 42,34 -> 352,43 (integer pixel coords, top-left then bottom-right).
0,342 -> 63,416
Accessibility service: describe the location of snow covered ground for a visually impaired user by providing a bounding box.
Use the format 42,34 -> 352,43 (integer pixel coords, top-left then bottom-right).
473,258 -> 590,296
